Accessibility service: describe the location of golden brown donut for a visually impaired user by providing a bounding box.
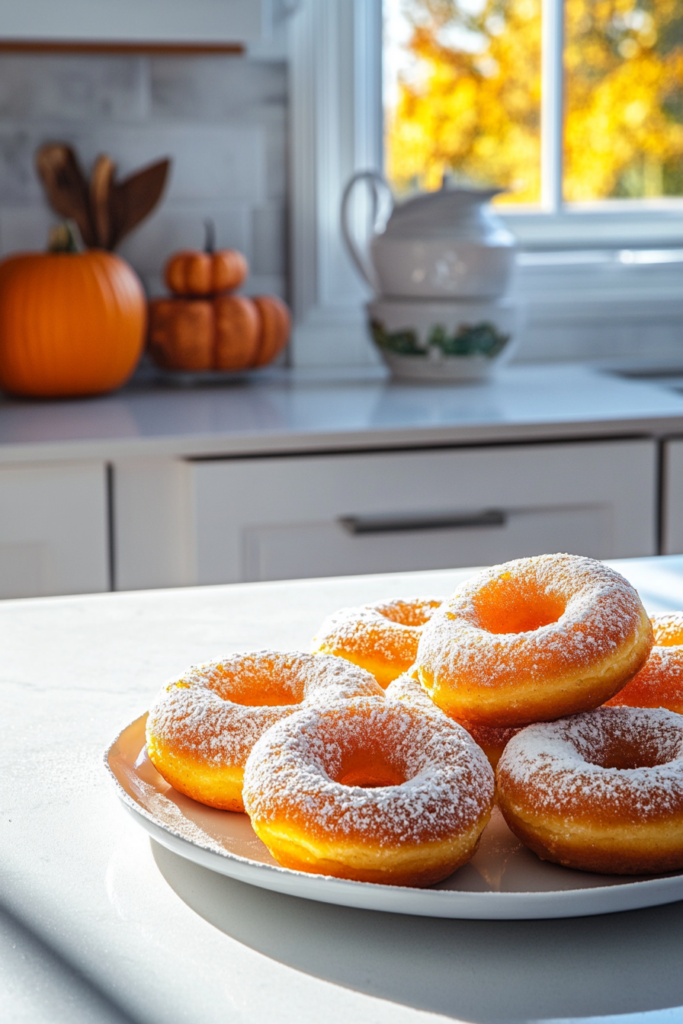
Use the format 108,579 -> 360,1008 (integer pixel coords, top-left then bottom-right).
243,695 -> 495,886
497,706 -> 683,874
416,554 -> 653,728
312,597 -> 442,688
146,651 -> 383,811
606,613 -> 683,714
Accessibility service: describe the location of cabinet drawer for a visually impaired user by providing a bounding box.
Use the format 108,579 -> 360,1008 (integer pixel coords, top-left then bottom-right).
0,462 -> 108,598
190,440 -> 657,585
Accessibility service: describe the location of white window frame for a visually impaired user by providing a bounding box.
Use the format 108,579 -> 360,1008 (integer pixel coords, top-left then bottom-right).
286,0 -> 683,368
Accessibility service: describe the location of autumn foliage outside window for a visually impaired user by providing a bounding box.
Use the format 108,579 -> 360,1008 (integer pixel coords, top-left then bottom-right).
384,0 -> 683,206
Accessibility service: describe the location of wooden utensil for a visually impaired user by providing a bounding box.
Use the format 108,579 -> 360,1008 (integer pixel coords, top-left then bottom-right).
90,154 -> 117,251
35,144 -> 97,247
36,143 -> 171,251
109,158 -> 170,249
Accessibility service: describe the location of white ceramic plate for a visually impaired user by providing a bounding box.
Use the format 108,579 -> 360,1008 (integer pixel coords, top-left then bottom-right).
106,714 -> 683,920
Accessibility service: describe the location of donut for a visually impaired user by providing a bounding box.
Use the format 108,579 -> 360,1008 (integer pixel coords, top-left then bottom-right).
461,723 -> 522,770
243,695 -> 495,886
606,613 -> 683,713
384,670 -> 444,715
312,597 -> 442,688
497,706 -> 683,874
386,672 -> 519,767
146,651 -> 383,811
416,553 -> 652,728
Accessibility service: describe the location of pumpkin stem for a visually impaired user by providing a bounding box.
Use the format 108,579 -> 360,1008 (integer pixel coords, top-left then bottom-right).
48,220 -> 81,253
204,218 -> 216,255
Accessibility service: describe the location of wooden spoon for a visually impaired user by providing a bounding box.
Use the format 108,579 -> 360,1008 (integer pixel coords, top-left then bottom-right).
35,143 -> 97,247
90,154 -> 116,249
108,158 -> 171,249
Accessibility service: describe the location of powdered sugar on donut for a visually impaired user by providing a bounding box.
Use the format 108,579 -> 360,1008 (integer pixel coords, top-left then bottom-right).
313,598 -> 442,665
498,706 -> 683,822
243,696 -> 494,845
418,555 -> 646,690
146,651 -> 383,769
607,614 -> 683,713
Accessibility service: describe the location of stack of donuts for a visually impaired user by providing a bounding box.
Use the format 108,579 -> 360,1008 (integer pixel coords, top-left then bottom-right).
146,552 -> 683,886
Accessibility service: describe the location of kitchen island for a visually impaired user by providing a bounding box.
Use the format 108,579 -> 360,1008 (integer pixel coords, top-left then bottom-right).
3,555 -> 683,1024
2,362 -> 683,599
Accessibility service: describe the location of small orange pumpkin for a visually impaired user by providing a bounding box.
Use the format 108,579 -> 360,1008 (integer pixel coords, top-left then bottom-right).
0,224 -> 146,398
164,221 -> 248,297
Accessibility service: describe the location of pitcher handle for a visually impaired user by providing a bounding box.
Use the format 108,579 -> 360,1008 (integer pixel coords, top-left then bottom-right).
341,170 -> 393,292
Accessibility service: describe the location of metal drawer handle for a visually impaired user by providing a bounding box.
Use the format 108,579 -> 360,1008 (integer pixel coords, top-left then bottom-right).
338,509 -> 507,535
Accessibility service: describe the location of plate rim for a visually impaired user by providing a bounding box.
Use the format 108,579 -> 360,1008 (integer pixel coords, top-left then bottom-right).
104,713 -> 683,920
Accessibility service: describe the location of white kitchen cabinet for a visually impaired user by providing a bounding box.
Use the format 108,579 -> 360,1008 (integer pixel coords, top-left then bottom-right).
661,439 -> 683,555
113,439 -> 657,589
0,462 -> 109,598
0,0 -> 263,46
190,440 -> 657,584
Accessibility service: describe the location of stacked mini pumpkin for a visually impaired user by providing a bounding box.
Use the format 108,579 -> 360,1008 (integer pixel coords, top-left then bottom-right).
148,239 -> 290,373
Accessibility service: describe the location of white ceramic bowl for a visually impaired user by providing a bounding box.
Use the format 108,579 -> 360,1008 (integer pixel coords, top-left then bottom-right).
367,297 -> 519,383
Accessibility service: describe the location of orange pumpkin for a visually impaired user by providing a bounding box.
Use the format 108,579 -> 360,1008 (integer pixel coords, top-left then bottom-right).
0,228 -> 146,398
148,298 -> 214,371
164,249 -> 248,297
214,295 -> 261,370
147,293 -> 289,373
252,295 -> 291,367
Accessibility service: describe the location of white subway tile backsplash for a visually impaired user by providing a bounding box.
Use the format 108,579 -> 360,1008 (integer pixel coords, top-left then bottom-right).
0,129 -> 42,202
0,55 -> 148,123
149,57 -> 286,122
0,204 -> 53,256
252,204 -> 286,276
78,124 -> 268,204
0,54 -> 288,298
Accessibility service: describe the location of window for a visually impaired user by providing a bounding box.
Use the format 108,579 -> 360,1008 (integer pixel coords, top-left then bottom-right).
384,0 -> 683,215
286,0 -> 683,368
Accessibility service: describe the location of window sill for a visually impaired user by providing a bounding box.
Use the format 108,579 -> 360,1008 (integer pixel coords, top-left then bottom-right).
503,205 -> 683,250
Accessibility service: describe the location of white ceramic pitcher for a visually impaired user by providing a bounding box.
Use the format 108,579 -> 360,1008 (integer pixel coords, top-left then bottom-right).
341,171 -> 517,300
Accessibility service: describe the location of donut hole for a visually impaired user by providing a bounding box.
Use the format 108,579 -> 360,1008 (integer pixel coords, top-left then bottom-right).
336,751 -> 406,789
472,577 -> 566,635
213,661 -> 303,707
580,736 -> 678,770
377,599 -> 441,628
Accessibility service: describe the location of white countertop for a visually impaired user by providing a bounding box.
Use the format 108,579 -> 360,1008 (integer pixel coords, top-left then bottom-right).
1,364 -> 683,464
4,556 -> 683,1024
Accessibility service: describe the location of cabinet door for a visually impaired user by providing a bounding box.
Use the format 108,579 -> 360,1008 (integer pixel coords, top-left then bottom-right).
1,0 -> 262,45
662,439 -> 683,555
189,440 -> 657,585
0,462 -> 108,598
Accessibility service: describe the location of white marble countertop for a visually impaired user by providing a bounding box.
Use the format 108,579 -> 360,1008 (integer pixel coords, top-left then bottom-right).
1,364 -> 683,464
4,556 -> 683,1024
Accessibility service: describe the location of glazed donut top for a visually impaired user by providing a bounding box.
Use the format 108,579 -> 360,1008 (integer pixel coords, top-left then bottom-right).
244,696 -> 494,845
313,598 -> 441,665
418,554 -> 649,696
498,706 -> 683,824
148,651 -> 383,768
